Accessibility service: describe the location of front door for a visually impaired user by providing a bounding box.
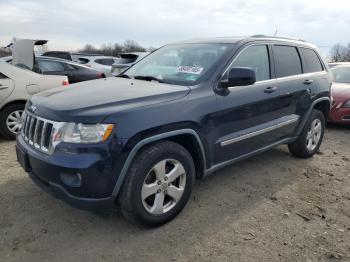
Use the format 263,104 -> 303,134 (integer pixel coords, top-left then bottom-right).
213,44 -> 282,165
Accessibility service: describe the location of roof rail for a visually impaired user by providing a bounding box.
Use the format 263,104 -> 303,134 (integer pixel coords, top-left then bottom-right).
250,35 -> 306,42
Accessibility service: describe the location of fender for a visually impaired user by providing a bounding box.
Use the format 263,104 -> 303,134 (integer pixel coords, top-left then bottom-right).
294,97 -> 330,138
111,129 -> 206,197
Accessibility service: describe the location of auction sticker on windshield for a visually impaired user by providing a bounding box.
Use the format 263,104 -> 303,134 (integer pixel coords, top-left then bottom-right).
177,66 -> 204,75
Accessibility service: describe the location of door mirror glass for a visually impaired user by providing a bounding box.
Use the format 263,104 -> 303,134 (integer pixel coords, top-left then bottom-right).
221,67 -> 256,88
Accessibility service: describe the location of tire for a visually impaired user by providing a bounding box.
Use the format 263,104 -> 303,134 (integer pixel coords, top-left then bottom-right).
118,141 -> 195,227
288,109 -> 325,158
0,103 -> 25,140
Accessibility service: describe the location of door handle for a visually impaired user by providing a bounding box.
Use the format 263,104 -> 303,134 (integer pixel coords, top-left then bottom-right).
264,86 -> 278,94
303,79 -> 314,85
0,84 -> 9,90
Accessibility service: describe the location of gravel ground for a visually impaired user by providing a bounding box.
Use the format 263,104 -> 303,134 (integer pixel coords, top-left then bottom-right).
0,124 -> 349,262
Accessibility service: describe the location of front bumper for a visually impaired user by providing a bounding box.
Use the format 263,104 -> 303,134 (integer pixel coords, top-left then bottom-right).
16,134 -> 126,213
28,171 -> 114,212
329,106 -> 350,123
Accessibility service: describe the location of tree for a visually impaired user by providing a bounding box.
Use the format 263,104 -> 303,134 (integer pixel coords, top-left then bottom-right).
78,40 -> 148,56
122,40 -> 146,53
330,43 -> 350,62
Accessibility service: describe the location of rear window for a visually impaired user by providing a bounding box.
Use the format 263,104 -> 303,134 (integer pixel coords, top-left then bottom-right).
78,58 -> 90,64
43,52 -> 71,61
94,58 -> 115,66
37,60 -> 65,72
299,48 -> 323,73
274,45 -> 302,78
115,54 -> 138,64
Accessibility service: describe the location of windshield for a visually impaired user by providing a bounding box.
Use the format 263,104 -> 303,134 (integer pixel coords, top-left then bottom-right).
332,66 -> 350,84
123,43 -> 233,85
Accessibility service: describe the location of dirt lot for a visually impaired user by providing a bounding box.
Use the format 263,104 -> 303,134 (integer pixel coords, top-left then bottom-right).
0,125 -> 349,262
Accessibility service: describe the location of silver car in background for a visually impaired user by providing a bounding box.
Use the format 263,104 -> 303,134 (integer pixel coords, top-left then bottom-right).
76,56 -> 119,77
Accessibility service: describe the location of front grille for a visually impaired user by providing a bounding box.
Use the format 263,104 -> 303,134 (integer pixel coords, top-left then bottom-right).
21,111 -> 54,153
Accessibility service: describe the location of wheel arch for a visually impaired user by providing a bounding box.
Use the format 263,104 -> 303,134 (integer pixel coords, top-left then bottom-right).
295,97 -> 330,138
0,100 -> 27,111
111,129 -> 206,198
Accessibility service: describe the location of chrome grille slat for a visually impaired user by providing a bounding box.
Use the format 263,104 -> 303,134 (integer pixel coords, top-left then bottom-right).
40,122 -> 48,148
21,110 -> 56,154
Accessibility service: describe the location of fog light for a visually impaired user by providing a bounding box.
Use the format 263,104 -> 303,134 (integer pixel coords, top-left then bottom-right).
60,172 -> 82,187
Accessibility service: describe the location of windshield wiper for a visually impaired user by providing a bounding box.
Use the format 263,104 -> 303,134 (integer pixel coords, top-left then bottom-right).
117,73 -> 130,79
133,75 -> 164,83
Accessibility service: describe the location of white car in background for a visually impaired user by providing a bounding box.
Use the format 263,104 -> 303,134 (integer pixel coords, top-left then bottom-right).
111,52 -> 149,76
76,56 -> 119,77
0,61 -> 68,139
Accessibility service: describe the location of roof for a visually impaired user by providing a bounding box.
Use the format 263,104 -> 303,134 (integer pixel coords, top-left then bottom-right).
175,35 -> 315,48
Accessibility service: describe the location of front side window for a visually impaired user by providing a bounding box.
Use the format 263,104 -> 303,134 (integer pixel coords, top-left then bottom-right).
228,45 -> 270,81
274,45 -> 302,78
299,48 -> 323,73
124,43 -> 233,85
331,66 -> 350,83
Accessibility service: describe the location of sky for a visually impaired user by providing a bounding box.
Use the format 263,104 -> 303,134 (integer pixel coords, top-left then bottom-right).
1,0 -> 350,56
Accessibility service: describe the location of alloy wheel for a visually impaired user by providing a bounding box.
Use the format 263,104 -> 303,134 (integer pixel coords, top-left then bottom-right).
141,159 -> 186,215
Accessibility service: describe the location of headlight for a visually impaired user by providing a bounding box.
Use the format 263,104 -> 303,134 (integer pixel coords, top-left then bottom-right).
342,100 -> 350,108
53,123 -> 114,144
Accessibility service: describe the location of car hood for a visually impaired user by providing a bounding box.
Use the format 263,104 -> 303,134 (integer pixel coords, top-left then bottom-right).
29,77 -> 190,123
331,82 -> 350,101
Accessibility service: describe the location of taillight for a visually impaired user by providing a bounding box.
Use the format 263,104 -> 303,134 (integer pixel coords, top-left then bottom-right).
62,79 -> 69,86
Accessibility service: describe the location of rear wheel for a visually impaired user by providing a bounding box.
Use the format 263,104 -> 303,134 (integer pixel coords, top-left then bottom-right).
0,103 -> 25,140
288,109 -> 325,158
118,141 -> 195,227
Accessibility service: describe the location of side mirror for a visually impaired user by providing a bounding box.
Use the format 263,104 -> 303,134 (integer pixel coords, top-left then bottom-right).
221,67 -> 256,88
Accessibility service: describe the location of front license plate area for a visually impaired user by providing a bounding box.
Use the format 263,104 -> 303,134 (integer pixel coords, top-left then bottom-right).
16,146 -> 32,172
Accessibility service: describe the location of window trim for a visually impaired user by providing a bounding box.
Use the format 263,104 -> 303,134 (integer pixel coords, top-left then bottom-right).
216,42 -> 328,91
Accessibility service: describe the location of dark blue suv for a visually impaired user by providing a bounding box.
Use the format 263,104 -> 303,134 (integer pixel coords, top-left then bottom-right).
16,36 -> 332,226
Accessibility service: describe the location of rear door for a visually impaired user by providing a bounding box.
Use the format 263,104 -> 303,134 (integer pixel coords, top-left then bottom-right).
271,45 -> 317,140
213,44 -> 281,164
0,73 -> 15,104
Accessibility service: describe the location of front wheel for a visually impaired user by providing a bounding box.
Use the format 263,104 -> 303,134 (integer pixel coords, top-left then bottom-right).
118,141 -> 195,227
288,109 -> 325,158
0,103 -> 25,140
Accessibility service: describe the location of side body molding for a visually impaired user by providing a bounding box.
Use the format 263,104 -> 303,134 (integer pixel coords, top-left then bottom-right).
111,129 -> 206,197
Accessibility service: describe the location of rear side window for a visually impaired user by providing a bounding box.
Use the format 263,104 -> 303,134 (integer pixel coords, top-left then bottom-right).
299,48 -> 323,73
274,45 -> 302,78
229,45 -> 270,81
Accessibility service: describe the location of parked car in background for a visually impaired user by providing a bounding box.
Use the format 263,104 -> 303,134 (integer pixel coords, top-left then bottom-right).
0,61 -> 68,139
328,62 -> 350,68
111,52 -> 149,76
33,57 -> 105,83
329,65 -> 350,124
16,36 -> 331,226
76,56 -> 119,77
